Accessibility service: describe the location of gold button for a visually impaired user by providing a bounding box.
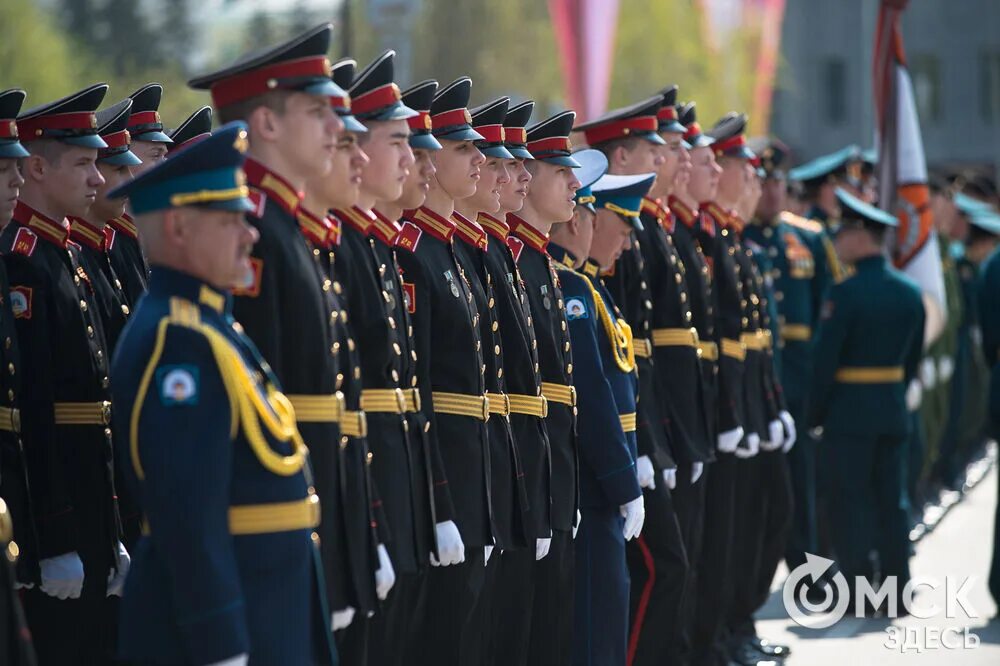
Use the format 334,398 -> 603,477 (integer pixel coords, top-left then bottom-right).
557,299 -> 564,309
564,341 -> 570,352
6,390 -> 12,401
121,305 -> 130,315
476,341 -> 482,352
388,317 -> 396,329
411,376 -> 418,387
330,311 -> 339,323
73,275 -> 80,285
567,363 -> 573,374
411,351 -> 417,361
336,373 -> 344,389
393,343 -> 402,356
492,321 -> 499,332
331,342 -> 341,354
354,367 -> 361,379
313,248 -> 320,257
675,273 -> 683,285
114,279 -> 122,289
494,345 -> 500,355
561,321 -> 567,331
322,279 -> 331,292
488,298 -> 495,308
366,451 -> 373,463
7,363 -> 13,375
680,293 -> 687,303
497,368 -> 503,378
341,311 -> 348,324
3,338 -> 9,350
644,300 -> 652,310
311,532 -> 321,544
102,377 -> 110,389
348,338 -> 356,352
640,281 -> 648,290
334,282 -> 343,294
391,369 -> 400,382
424,421 -> 431,433
96,350 -> 103,360
80,300 -> 88,311
532,340 -> 537,350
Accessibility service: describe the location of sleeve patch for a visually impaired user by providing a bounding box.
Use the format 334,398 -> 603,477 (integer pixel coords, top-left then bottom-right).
565,297 -> 589,320
233,257 -> 263,297
10,287 -> 31,319
156,365 -> 200,406
395,221 -> 423,253
12,228 -> 37,257
402,281 -> 416,313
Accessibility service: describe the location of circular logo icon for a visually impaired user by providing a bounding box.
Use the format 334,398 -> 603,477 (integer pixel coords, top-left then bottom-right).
782,553 -> 851,629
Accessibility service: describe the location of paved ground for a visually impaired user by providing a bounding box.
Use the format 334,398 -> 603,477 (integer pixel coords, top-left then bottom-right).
755,460 -> 1000,664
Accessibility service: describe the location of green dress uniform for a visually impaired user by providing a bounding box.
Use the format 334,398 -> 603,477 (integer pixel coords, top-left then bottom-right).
981,243 -> 1000,605
809,189 -> 925,600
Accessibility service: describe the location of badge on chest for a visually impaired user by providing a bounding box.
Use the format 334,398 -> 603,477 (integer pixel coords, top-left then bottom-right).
444,270 -> 460,298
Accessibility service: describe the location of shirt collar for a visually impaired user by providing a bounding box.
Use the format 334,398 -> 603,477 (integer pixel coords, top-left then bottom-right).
244,157 -> 302,217
14,201 -> 70,248
507,213 -> 549,253
452,212 -> 489,251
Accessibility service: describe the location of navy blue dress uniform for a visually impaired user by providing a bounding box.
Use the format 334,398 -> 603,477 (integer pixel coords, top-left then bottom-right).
0,90 -> 38,592
167,105 -> 213,152
394,75 -> 495,666
809,188 -> 924,601
2,84 -> 127,665
189,22 -> 383,625
106,123 -> 336,665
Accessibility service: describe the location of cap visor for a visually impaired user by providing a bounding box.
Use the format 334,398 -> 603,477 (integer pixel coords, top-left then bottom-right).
642,132 -> 666,145
688,135 -> 715,149
203,197 -> 256,213
681,139 -> 693,150
99,150 -> 143,167
581,202 -> 596,214
340,114 -> 369,133
435,127 -> 485,142
478,144 -> 515,159
538,154 -> 582,168
304,79 -> 349,100
409,133 -> 443,151
362,103 -> 420,122
133,130 -> 174,144
660,121 -> 687,134
61,134 -> 109,149
507,146 -> 534,160
0,143 -> 30,159
723,146 -> 755,160
627,216 -> 644,231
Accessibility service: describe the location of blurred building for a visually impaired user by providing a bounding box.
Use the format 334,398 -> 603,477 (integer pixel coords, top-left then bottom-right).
772,0 -> 1000,173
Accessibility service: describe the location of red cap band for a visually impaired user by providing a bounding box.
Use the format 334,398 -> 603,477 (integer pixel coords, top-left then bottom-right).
101,129 -> 131,149
18,111 -> 98,140
684,122 -> 703,142
657,106 -> 678,122
408,111 -> 433,132
431,108 -> 472,129
0,120 -> 17,139
505,127 -> 526,144
351,83 -> 402,115
712,134 -> 746,154
475,124 -> 505,143
583,115 -> 657,145
527,136 -> 572,155
128,110 -> 161,127
210,55 -> 334,109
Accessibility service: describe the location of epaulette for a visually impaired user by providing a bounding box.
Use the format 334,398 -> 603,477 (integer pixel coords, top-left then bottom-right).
779,210 -> 824,235
506,236 -> 524,263
395,220 -> 422,253
247,189 -> 267,218
11,227 -> 38,257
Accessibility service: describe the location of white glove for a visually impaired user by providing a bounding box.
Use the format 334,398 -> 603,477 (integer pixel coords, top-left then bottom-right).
717,426 -> 744,453
691,461 -> 704,484
484,544 -> 494,565
40,552 -> 84,600
761,419 -> 785,451
905,378 -> 922,412
535,537 -> 552,561
14,581 -> 34,590
734,432 -> 760,458
207,655 -> 249,666
620,496 -> 645,541
573,509 -> 582,539
779,410 -> 797,453
919,357 -> 937,390
430,520 -> 465,566
662,467 -> 677,489
636,455 -> 656,489
331,606 -> 356,631
939,356 -> 955,383
106,541 -> 130,597
375,543 -> 395,601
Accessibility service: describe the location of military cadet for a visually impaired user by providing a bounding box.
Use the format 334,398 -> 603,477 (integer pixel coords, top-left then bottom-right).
189,23 -> 382,636
575,94 -> 693,666
549,171 -> 649,666
395,75 -> 494,666
124,83 -> 173,175
810,188 -> 925,612
167,106 -> 213,151
506,111 -> 586,666
107,121 -> 337,666
981,212 -> 1000,607
2,84 -> 129,665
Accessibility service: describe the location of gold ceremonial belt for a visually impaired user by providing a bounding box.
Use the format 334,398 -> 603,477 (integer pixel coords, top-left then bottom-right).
633,338 -> 653,359
834,366 -> 904,384
432,391 -> 491,422
740,330 -> 771,352
508,393 -> 549,418
652,327 -> 700,348
540,382 -> 577,408
287,393 -> 367,437
486,392 -> 511,416
619,412 -> 637,433
781,324 -> 812,342
0,407 -> 20,433
698,341 -> 719,361
53,401 -> 112,426
144,494 -> 321,537
720,338 -> 747,361
360,388 -> 422,414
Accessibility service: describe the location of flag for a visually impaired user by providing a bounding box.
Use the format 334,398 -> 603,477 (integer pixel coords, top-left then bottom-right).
548,0 -> 621,122
873,0 -> 947,344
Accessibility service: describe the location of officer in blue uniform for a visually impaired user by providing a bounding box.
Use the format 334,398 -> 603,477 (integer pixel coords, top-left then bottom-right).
788,145 -> 862,229
108,122 -> 337,666
810,188 -> 925,611
549,171 -> 651,666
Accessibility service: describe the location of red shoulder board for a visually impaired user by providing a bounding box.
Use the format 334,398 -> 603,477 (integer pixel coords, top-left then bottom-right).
9,286 -> 32,319
395,221 -> 422,253
247,189 -> 267,218
104,226 -> 116,251
402,281 -> 416,313
11,228 -> 37,257
233,257 -> 264,297
506,236 -> 525,263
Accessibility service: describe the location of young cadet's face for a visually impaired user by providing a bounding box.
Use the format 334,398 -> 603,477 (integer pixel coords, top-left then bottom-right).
499,158 -> 531,213
616,139 -> 663,176
526,161 -> 580,223
430,139 -> 484,200
32,145 -> 105,218
672,145 -> 692,194
590,209 -> 633,269
360,120 -> 414,204
0,159 -> 25,225
275,92 -> 344,181
464,157 -> 510,214
716,156 -> 749,204
657,132 -> 685,193
183,208 -> 259,290
397,148 -> 436,210
310,131 -> 369,210
687,146 -> 721,203
92,162 -> 133,221
129,141 -> 169,176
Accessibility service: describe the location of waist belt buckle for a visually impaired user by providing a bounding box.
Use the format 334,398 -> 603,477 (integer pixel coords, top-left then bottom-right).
481,395 -> 491,422
538,394 -> 549,418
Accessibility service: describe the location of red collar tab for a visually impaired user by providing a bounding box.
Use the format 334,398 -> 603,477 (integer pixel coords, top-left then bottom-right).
712,134 -> 747,157
669,196 -> 698,228
475,124 -> 505,143
526,136 -> 571,157
431,107 -> 473,129
476,212 -> 509,242
452,212 -> 489,251
371,209 -> 401,246
351,82 -> 402,115
641,196 -> 674,232
408,110 -> 433,133
244,158 -> 301,217
297,206 -> 334,246
68,217 -> 107,251
108,213 -> 138,239
684,122 -> 703,143
0,120 -> 17,139
18,111 -> 98,141
409,206 -> 456,242
335,206 -> 375,235
658,106 -> 679,123
208,55 -> 334,109
507,213 -> 548,253
14,201 -> 69,247
582,115 -> 658,145
702,201 -> 734,227
505,127 -> 527,145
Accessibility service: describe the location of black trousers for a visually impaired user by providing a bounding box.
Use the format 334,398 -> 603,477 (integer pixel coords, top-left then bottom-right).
366,571 -> 425,666
411,548 -> 487,666
489,547 -> 536,666
669,462 -> 707,666
23,564 -> 114,665
626,482 -> 689,666
527,529 -> 575,666
690,454 -> 736,666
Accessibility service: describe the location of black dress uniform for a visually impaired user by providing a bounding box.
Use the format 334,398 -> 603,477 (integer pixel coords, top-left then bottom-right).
106,212 -> 149,308
1,498 -> 35,666
189,22 -> 381,625
3,84 -> 123,665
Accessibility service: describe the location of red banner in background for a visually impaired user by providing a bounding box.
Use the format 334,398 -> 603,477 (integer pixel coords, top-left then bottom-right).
548,0 -> 621,122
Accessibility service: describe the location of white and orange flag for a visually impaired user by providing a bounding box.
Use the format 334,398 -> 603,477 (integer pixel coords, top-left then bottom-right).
873,0 -> 947,344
